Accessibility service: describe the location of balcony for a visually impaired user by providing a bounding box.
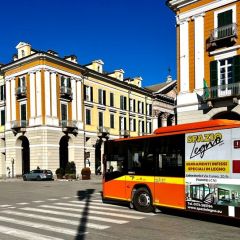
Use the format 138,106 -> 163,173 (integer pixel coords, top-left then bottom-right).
207,23 -> 238,51
97,127 -> 109,138
16,87 -> 27,99
60,86 -> 72,100
60,120 -> 78,135
203,82 -> 240,101
11,120 -> 28,135
119,130 -> 130,138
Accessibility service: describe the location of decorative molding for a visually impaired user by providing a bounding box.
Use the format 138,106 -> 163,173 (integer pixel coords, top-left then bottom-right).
177,0 -> 238,21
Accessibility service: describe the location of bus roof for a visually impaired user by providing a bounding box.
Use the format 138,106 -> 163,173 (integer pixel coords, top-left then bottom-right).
112,120 -> 240,142
154,119 -> 240,135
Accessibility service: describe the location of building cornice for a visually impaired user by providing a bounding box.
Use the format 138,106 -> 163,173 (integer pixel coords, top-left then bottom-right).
1,52 -> 153,97
167,0 -> 199,11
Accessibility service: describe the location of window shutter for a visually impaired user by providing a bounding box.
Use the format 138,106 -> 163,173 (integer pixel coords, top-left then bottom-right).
210,60 -> 218,87
98,89 -> 101,104
90,87 -> 93,102
103,90 -> 106,105
133,100 -> 136,112
218,10 -> 232,27
233,55 -> 240,83
84,86 -> 87,100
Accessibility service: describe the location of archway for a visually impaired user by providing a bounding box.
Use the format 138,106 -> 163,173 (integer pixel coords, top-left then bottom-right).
211,111 -> 240,120
59,136 -> 69,170
19,136 -> 30,175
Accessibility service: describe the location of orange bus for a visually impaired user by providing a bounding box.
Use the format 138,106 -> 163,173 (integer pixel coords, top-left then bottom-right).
103,120 -> 240,219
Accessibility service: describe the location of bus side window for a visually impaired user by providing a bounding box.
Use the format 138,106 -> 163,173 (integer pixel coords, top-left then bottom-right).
158,154 -> 163,170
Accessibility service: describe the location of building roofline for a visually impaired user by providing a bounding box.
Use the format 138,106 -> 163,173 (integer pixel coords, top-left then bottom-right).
1,51 -> 153,97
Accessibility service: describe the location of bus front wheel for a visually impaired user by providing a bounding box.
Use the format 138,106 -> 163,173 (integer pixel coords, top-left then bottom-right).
133,187 -> 153,213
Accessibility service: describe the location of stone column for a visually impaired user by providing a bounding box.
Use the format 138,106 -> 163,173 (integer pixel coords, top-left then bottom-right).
152,110 -> 160,132
44,70 -> 51,118
160,113 -> 169,127
179,18 -> 190,92
5,78 -> 11,130
71,77 -> 77,121
50,71 -> 58,125
76,77 -> 83,129
29,71 -> 36,126
36,70 -> 42,124
11,78 -> 16,122
194,13 -> 205,90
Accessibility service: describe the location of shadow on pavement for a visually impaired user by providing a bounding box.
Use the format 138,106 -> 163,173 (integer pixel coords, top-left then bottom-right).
75,188 -> 95,240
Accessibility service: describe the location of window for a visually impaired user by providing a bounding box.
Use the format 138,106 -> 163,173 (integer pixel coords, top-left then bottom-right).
210,55 -> 240,91
84,85 -> 93,102
20,103 -> 27,127
219,58 -> 233,87
0,109 -> 5,126
120,96 -> 127,110
61,76 -> 71,88
0,85 -> 5,101
146,104 -> 152,116
110,114 -> 114,128
138,101 -> 144,114
110,93 -> 114,107
130,118 -> 136,132
98,112 -> 103,127
138,120 -> 145,134
147,121 -> 152,134
98,89 -> 106,105
119,116 -> 126,130
86,109 -> 91,125
129,99 -> 134,112
218,10 -> 232,28
18,76 -> 26,88
61,103 -> 68,121
21,50 -> 25,58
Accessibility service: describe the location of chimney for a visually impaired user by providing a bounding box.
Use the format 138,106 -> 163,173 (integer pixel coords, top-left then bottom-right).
47,50 -> 59,56
13,54 -> 18,61
16,42 -> 31,59
64,55 -> 78,64
132,76 -> 142,87
86,59 -> 104,73
108,69 -> 124,81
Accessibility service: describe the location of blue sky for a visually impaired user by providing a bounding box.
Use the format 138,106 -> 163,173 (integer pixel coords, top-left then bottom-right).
0,0 -> 176,86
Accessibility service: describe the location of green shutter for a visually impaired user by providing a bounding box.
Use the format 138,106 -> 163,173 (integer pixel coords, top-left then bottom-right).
233,55 -> 240,83
210,61 -> 218,87
218,10 -> 232,27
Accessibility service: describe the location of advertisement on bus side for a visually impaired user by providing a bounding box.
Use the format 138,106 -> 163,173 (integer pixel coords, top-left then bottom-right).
185,129 -> 240,218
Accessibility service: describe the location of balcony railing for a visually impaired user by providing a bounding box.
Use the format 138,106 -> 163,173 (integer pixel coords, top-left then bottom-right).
119,130 -> 130,137
208,23 -> 238,50
15,86 -> 27,99
60,120 -> 78,129
97,126 -> 110,138
60,86 -> 72,100
11,120 -> 29,129
203,82 -> 240,101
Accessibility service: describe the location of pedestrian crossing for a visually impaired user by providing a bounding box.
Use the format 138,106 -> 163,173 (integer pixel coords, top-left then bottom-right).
0,195 -> 154,240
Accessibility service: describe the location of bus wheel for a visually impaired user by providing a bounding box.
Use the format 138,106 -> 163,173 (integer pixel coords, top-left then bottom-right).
133,187 -> 153,213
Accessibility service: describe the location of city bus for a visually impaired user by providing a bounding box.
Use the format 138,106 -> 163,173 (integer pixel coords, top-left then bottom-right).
102,119 -> 240,219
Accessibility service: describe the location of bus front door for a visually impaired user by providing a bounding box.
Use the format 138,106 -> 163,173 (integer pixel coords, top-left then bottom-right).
103,172 -> 126,201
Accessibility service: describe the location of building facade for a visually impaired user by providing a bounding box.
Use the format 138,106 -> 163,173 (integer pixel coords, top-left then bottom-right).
146,75 -> 177,128
167,0 -> 240,123
0,42 -> 157,178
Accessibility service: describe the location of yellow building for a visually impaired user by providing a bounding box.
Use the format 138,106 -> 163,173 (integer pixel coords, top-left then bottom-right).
0,42 -> 155,178
167,0 -> 240,123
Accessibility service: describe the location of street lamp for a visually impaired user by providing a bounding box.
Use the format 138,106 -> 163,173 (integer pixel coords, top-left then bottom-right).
11,158 -> 14,178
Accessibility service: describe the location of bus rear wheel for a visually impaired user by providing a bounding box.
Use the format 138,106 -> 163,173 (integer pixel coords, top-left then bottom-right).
133,187 -> 153,213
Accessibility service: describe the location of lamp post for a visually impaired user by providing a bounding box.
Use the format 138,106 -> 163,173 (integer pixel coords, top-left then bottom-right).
11,158 -> 14,178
